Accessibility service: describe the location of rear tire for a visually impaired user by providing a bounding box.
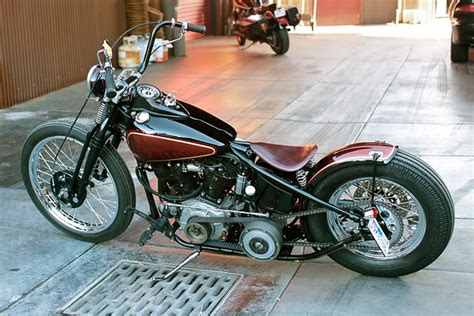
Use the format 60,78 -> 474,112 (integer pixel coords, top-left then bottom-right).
305,150 -> 454,277
21,119 -> 135,243
451,34 -> 468,63
269,29 -> 289,55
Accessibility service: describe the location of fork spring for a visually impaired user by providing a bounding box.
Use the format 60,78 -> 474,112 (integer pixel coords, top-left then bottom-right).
95,102 -> 110,125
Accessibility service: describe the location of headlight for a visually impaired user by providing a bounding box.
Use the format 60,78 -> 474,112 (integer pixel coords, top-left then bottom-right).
86,64 -> 105,97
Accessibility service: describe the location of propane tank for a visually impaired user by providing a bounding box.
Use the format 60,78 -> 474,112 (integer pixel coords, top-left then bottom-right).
152,38 -> 164,62
136,35 -> 148,64
118,36 -> 141,69
153,39 -> 172,63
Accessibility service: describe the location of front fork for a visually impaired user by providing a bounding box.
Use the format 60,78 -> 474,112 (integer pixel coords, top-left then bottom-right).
66,106 -> 120,204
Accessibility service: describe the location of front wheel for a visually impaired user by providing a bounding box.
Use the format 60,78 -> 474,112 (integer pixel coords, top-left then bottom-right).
236,34 -> 246,46
305,150 -> 454,277
21,120 -> 135,243
269,28 -> 289,55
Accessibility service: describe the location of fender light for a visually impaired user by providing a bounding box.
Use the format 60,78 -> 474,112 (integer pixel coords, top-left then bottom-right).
364,207 -> 379,219
455,4 -> 474,13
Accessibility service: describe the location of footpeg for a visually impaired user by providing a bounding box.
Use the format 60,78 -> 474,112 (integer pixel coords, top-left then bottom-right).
125,206 -> 174,245
153,248 -> 201,281
138,227 -> 156,246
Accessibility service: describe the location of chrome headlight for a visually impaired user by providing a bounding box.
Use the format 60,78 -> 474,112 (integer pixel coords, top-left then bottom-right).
86,64 -> 105,97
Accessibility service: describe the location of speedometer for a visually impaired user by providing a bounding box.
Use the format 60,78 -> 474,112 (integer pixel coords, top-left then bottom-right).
136,84 -> 161,99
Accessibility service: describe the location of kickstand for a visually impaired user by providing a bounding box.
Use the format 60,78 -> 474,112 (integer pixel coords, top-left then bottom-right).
238,41 -> 256,51
153,247 -> 201,281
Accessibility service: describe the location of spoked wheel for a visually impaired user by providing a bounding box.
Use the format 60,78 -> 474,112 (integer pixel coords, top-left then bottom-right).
268,29 -> 289,55
305,150 -> 454,277
327,178 -> 426,260
21,120 -> 135,242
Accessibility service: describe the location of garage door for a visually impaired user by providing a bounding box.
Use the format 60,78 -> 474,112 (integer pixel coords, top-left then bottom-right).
316,0 -> 360,25
178,0 -> 209,40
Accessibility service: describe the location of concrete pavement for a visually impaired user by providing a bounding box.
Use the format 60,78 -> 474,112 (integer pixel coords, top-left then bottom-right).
0,20 -> 473,315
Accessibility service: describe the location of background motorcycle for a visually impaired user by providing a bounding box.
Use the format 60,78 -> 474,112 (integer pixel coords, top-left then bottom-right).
233,0 -> 301,54
21,20 -> 454,279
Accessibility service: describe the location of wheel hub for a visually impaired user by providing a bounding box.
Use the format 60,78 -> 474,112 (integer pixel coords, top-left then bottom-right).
51,171 -> 84,208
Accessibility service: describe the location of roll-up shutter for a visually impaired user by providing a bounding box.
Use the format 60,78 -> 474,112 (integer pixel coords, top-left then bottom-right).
178,0 -> 210,41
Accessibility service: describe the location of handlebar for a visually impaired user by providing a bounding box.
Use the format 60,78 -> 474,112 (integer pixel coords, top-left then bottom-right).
101,19 -> 206,102
137,20 -> 206,74
185,22 -> 206,34
104,66 -> 117,99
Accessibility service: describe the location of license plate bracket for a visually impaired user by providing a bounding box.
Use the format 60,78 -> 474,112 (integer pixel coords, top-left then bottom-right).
367,218 -> 390,256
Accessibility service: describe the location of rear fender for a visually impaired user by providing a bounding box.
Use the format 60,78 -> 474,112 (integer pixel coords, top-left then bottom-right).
307,141 -> 398,185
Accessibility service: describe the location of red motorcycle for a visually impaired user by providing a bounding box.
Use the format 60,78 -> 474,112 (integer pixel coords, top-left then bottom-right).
233,0 -> 301,54
21,20 -> 454,279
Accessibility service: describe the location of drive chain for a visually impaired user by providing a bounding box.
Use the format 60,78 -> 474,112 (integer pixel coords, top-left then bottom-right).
270,208 -> 328,221
273,206 -> 373,250
282,240 -> 373,251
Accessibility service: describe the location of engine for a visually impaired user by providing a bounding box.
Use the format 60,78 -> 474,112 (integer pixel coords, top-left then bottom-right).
152,155 -> 286,260
153,156 -> 241,243
153,156 -> 239,203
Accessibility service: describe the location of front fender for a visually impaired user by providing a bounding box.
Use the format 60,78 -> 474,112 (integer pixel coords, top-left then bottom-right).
307,141 -> 398,185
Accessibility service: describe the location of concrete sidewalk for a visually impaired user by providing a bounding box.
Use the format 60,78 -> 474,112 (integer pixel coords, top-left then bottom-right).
0,21 -> 473,315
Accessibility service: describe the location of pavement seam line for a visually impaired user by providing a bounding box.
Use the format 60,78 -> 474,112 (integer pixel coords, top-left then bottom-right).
0,244 -> 96,313
268,262 -> 304,315
354,46 -> 413,142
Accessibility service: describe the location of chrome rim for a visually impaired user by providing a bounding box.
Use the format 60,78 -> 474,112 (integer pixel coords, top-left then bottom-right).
28,136 -> 119,233
328,177 -> 426,260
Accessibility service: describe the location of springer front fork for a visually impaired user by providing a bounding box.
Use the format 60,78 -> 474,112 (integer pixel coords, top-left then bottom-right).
59,111 -> 118,205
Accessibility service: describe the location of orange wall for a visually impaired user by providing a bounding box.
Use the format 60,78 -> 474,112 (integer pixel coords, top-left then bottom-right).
316,0 -> 361,25
0,0 -> 128,108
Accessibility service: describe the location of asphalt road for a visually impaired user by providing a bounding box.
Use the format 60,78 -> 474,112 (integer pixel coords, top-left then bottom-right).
0,20 -> 472,315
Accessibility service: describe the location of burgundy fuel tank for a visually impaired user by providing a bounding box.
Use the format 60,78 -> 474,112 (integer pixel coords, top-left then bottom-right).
126,98 -> 236,162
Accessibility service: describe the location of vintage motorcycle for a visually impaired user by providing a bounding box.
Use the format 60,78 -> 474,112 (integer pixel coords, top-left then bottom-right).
233,0 -> 301,54
21,20 -> 454,280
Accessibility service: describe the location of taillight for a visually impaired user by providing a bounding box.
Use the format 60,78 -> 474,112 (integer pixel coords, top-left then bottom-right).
455,4 -> 474,13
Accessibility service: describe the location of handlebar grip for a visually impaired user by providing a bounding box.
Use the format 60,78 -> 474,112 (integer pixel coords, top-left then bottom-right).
186,23 -> 206,34
104,67 -> 117,99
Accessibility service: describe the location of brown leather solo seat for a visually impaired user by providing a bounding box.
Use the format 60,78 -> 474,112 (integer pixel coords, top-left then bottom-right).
250,142 -> 318,173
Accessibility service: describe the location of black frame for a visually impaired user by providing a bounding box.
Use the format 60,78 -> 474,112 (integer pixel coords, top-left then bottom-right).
63,20 -> 366,261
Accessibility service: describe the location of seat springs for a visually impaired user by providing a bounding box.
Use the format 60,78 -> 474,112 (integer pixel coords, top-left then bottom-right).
295,169 -> 309,187
306,155 -> 318,168
95,102 -> 110,124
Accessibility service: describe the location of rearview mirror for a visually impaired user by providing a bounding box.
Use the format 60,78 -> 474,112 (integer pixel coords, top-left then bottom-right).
102,40 -> 113,59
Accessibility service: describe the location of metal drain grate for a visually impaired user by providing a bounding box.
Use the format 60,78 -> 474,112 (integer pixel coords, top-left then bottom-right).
60,260 -> 242,315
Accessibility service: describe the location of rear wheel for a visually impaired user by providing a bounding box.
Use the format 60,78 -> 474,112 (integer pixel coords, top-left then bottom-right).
269,29 -> 289,55
305,150 -> 454,277
21,120 -> 135,243
451,34 -> 468,63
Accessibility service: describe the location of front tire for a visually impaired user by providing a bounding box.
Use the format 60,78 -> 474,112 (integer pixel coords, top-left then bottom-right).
21,120 -> 135,243
305,150 -> 454,277
236,34 -> 246,46
269,28 -> 290,55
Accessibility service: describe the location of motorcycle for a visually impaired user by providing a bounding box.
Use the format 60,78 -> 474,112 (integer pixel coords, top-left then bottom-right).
233,0 -> 301,55
21,20 -> 454,280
